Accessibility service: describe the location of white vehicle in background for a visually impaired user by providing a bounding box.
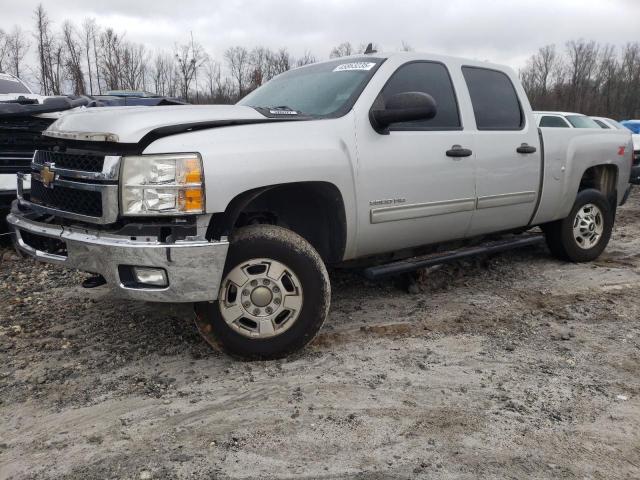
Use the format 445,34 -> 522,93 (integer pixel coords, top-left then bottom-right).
0,73 -> 50,104
591,116 -> 628,131
534,111 -> 602,129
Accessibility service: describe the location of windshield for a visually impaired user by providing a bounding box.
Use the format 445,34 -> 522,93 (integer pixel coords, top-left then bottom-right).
238,57 -> 384,117
0,78 -> 31,94
566,115 -> 600,128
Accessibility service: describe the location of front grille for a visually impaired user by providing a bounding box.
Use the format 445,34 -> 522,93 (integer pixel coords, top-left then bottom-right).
30,178 -> 103,217
0,152 -> 33,174
33,150 -> 105,172
0,117 -> 57,173
19,230 -> 67,257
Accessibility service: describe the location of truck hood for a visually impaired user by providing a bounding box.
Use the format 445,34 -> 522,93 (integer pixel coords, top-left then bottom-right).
45,105 -> 267,144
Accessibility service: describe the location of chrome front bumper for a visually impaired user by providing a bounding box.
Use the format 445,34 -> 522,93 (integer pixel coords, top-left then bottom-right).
7,204 -> 229,303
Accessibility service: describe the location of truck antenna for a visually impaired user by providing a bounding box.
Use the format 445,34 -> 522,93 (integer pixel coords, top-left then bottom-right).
364,43 -> 377,54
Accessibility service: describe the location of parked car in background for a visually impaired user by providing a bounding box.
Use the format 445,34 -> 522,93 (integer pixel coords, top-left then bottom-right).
534,111 -> 601,128
0,73 -> 51,104
621,120 -> 640,184
591,116 -> 628,130
0,85 -> 185,231
7,52 -> 633,358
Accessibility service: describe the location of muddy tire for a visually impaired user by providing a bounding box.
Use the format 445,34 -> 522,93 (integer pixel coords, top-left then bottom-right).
543,188 -> 614,262
195,224 -> 330,360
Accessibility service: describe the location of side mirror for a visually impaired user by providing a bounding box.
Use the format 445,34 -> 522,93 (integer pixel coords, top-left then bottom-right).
370,92 -> 437,133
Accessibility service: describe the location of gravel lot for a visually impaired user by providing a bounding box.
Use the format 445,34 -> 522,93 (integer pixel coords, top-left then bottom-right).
1,193 -> 639,480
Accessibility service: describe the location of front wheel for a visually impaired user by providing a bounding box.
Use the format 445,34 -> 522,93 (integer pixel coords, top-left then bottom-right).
195,224 -> 330,360
542,188 -> 614,262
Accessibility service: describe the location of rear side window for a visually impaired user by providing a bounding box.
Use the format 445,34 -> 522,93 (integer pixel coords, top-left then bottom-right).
462,67 -> 523,130
539,116 -> 570,128
375,62 -> 461,130
593,119 -> 610,129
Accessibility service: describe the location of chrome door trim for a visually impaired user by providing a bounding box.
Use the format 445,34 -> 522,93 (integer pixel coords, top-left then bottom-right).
476,191 -> 537,210
370,197 -> 476,224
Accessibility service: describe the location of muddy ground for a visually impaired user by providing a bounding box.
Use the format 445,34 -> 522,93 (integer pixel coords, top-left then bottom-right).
1,194 -> 639,480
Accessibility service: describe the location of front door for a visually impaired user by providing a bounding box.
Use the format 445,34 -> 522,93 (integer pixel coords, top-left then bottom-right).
354,61 -> 476,257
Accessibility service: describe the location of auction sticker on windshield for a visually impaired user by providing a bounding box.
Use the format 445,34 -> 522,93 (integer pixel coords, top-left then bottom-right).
333,62 -> 377,72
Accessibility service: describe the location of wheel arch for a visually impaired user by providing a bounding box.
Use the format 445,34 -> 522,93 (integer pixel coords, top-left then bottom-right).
207,181 -> 347,264
577,163 -> 619,209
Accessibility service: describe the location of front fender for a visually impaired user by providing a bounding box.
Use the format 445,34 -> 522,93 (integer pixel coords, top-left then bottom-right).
142,114 -> 359,257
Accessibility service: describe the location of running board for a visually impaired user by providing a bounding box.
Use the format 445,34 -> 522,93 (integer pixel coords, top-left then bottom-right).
363,234 -> 545,280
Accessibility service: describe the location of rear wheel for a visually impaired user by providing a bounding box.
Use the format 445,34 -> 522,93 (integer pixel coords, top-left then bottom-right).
195,224 -> 330,359
543,188 -> 614,262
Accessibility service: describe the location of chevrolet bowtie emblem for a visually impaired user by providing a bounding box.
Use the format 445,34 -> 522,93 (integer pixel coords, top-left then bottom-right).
40,164 -> 56,188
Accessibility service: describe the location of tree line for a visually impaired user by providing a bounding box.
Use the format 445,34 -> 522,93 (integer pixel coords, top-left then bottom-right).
0,5 -> 397,104
2,5 -> 638,119
520,40 -> 640,119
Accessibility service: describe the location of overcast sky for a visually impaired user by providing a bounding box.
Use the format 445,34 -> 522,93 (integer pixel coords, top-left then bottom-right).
3,0 -> 640,72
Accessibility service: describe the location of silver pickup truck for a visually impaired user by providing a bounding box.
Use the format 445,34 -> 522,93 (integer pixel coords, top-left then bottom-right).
7,52 -> 633,359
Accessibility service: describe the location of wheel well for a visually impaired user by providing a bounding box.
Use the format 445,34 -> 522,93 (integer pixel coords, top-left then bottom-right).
579,164 -> 618,206
208,182 -> 347,263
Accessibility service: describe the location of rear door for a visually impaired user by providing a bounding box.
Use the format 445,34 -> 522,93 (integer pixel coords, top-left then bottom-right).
461,66 -> 542,236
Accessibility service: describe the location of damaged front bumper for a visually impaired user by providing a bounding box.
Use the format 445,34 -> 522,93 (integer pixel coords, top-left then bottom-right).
7,202 -> 229,302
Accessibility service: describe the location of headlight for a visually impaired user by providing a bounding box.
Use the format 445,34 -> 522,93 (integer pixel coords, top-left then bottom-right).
120,153 -> 205,216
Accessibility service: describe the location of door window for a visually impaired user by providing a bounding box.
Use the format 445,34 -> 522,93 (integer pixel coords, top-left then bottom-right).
374,62 -> 461,130
462,67 -> 523,130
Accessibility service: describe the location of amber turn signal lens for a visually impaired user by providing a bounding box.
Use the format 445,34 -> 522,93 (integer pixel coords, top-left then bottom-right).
179,188 -> 204,213
183,158 -> 202,184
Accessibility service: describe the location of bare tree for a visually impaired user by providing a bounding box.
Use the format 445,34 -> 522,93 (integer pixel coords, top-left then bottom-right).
565,39 -> 599,111
249,46 -> 269,88
329,42 -> 353,58
62,21 -> 85,94
400,41 -> 413,52
175,39 -> 205,101
202,56 -> 232,103
99,28 -> 123,91
81,18 -> 98,94
224,45 -> 250,99
151,51 -> 177,96
33,4 -> 62,94
296,50 -> 316,67
121,42 -> 148,90
33,4 -> 51,92
520,40 -> 640,119
7,26 -> 29,78
0,29 -> 9,72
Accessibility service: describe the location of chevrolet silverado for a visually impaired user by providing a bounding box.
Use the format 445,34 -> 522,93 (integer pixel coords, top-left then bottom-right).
7,52 -> 633,358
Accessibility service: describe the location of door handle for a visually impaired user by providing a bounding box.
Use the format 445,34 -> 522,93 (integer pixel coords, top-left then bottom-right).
446,145 -> 473,158
516,143 -> 537,154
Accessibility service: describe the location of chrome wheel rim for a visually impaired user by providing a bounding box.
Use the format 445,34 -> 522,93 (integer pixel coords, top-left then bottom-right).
573,203 -> 604,250
218,258 -> 303,339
